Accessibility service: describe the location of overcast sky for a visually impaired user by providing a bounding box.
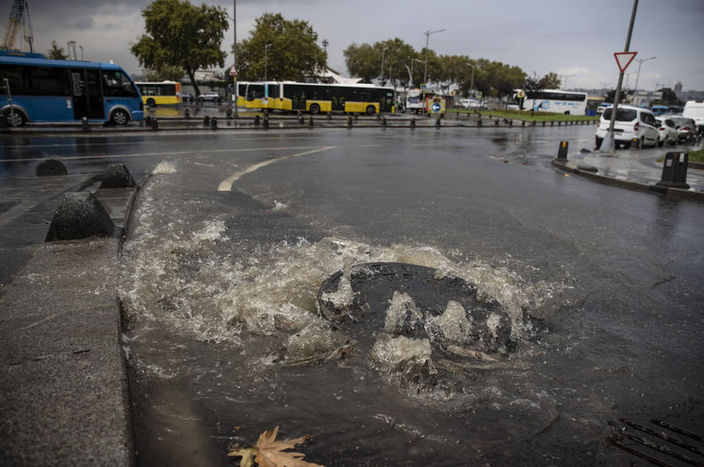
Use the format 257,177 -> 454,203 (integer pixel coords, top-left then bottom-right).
21,0 -> 704,90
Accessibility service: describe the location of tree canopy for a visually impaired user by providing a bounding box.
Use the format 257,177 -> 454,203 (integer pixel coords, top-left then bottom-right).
47,41 -> 68,60
343,38 -> 530,97
131,0 -> 228,96
235,13 -> 326,82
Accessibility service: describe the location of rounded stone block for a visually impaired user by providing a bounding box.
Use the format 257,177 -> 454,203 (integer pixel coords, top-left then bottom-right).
36,159 -> 68,177
46,192 -> 115,242
100,164 -> 135,189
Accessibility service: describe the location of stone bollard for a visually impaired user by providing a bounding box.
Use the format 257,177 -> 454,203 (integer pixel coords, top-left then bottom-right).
327,112 -> 332,120
347,116 -> 353,128
184,108 -> 190,118
211,116 -> 218,129
551,121 -> 554,126
308,116 -> 314,127
254,115 -> 260,126
509,119 -> 513,126
45,192 -> 115,242
655,152 -> 690,189
521,120 -> 526,127
494,119 -> 499,126
82,117 -> 89,131
150,117 -> 159,130
410,118 -> 416,129
100,163 -> 135,188
145,116 -> 152,126
226,108 -> 232,118
354,113 -> 358,121
478,118 -> 482,127
542,121 -> 546,126
203,115 -> 210,126
299,116 -> 305,124
435,118 -> 441,128
556,141 -> 569,161
531,121 -> 536,127
381,117 -> 387,127
36,159 -> 68,177
263,117 -> 269,129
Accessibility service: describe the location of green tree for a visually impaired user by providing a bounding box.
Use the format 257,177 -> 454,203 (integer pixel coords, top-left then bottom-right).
235,13 -> 326,82
538,72 -> 561,89
47,40 -> 68,60
344,43 -> 378,82
131,0 -> 228,97
144,65 -> 185,82
345,38 -> 418,87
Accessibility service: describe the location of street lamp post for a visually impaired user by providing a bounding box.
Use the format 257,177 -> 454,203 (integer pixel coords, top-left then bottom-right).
634,55 -> 656,92
233,0 -> 238,116
264,43 -> 271,81
422,28 -> 445,88
380,47 -> 388,86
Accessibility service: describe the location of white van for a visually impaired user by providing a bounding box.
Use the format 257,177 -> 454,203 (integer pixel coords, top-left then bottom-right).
683,100 -> 704,132
595,105 -> 659,149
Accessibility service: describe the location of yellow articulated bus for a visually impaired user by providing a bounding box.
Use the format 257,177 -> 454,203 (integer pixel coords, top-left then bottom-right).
135,81 -> 182,107
236,81 -> 395,114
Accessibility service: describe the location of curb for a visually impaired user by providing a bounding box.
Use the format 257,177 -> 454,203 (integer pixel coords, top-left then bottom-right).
551,159 -> 704,202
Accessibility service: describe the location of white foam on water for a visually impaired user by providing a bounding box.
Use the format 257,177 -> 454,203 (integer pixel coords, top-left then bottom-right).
425,300 -> 472,346
383,292 -> 422,334
153,161 -> 177,174
371,335 -> 433,373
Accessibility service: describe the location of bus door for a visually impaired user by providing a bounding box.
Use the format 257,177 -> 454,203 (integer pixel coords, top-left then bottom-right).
71,69 -> 105,120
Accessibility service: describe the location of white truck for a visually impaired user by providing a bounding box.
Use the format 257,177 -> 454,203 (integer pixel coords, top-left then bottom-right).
683,100 -> 704,134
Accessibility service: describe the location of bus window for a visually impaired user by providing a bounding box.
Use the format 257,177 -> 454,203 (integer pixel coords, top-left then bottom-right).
25,67 -> 70,95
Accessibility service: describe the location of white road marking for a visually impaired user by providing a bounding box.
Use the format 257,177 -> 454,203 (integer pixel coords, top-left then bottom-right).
0,145 -> 323,163
217,146 -> 336,192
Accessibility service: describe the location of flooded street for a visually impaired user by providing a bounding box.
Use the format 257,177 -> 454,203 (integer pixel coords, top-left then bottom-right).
49,126 -> 702,465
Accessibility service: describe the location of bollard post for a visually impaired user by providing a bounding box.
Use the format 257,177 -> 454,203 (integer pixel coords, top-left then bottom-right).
435,117 -> 441,128
509,119 -> 513,126
655,152 -> 690,189
477,118 -> 482,127
299,116 -> 305,124
327,112 -> 332,120
551,121 -> 554,126
263,116 -> 269,129
308,116 -> 314,128
210,116 -> 218,129
531,121 -> 536,127
354,113 -> 358,121
381,116 -> 386,127
184,108 -> 190,118
82,116 -> 89,130
145,115 -> 152,126
226,108 -> 232,119
254,115 -> 260,126
521,120 -> 525,127
151,117 -> 159,130
556,141 -> 568,161
347,116 -> 353,128
203,115 -> 210,126
542,121 -> 546,127
410,118 -> 416,129
494,119 -> 499,126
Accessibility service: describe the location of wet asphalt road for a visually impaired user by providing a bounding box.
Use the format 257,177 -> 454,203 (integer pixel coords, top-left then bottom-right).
1,125 -> 703,465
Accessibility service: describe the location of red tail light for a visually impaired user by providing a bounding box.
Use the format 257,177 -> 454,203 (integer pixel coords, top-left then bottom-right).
659,127 -> 665,130
634,122 -> 639,131
682,127 -> 690,131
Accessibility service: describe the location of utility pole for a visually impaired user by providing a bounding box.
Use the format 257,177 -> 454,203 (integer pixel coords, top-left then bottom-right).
422,28 -> 445,89
264,44 -> 271,81
601,0 -> 639,153
380,47 -> 387,86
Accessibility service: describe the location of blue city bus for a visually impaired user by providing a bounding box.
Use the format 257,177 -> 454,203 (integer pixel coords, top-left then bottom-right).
0,51 -> 143,127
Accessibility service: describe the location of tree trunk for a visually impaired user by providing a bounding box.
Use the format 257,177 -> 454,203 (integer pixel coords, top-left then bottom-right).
187,66 -> 200,97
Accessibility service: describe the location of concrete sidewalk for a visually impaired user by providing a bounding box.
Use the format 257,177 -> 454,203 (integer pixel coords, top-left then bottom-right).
553,146 -> 704,200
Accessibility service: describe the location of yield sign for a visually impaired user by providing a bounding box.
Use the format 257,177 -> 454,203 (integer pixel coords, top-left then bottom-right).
614,51 -> 637,73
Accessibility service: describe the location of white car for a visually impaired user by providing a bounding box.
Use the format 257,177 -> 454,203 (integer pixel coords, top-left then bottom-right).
197,92 -> 221,103
655,118 -> 678,146
683,100 -> 704,133
595,105 -> 659,149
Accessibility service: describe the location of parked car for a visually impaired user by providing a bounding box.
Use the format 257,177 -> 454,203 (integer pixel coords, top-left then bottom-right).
197,92 -> 221,103
595,105 -> 659,149
669,116 -> 697,143
457,98 -> 485,110
596,103 -> 611,116
655,118 -> 678,146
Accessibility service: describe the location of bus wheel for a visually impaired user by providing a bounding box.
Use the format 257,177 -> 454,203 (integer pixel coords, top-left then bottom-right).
366,105 -> 376,115
3,109 -> 27,127
146,98 -> 156,107
111,109 -> 130,126
309,103 -> 320,114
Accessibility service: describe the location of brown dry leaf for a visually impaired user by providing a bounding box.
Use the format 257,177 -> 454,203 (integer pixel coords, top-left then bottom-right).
228,447 -> 256,467
255,426 -> 322,467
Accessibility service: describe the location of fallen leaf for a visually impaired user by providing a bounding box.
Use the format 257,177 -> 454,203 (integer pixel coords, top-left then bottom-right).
563,173 -> 570,177
228,426 -> 322,467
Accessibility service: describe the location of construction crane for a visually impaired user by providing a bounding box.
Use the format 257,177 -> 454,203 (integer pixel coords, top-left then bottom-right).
1,0 -> 33,53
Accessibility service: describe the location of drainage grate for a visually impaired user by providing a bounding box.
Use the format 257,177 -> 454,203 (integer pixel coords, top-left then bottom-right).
609,418 -> 704,466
